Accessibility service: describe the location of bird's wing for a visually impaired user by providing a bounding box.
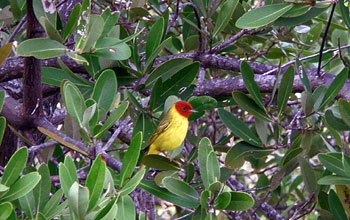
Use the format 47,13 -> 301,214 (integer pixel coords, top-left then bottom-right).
147,111 -> 173,146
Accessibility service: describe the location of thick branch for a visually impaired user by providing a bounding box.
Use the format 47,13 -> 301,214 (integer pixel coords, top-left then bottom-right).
0,55 -> 86,83
193,71 -> 350,100
23,0 -> 43,119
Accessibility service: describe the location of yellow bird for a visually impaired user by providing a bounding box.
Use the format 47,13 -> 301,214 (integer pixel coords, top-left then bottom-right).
146,101 -> 195,156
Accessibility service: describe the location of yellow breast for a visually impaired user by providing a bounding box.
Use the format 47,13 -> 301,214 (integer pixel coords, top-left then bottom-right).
149,107 -> 189,154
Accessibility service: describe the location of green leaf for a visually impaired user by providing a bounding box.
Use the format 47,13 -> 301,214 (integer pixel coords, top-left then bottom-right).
115,195 -> 135,220
99,12 -> 120,38
92,69 -> 118,112
198,138 -> 220,189
0,184 -> 8,193
33,164 -> 51,213
0,90 -> 5,113
33,0 -> 56,26
255,118 -> 268,145
0,117 -> 6,149
17,38 -> 67,59
94,101 -> 129,139
318,176 -> 350,185
338,99 -> 350,127
318,153 -> 347,177
188,96 -> 217,120
226,192 -> 255,211
296,58 -> 312,93
0,202 -> 13,219
119,169 -> 146,197
214,192 -> 231,210
63,81 -> 86,127
155,62 -> 199,109
1,147 -> 28,187
82,102 -> 97,129
39,17 -> 64,42
335,185 -> 350,216
280,147 -> 303,166
145,58 -> 193,88
313,86 -> 328,112
19,191 -> 35,219
338,0 -> 350,30
57,59 -> 92,86
277,66 -> 294,116
301,92 -> 313,116
325,110 -> 350,131
79,14 -> 104,53
236,3 -> 293,28
120,132 -> 142,186
59,163 -> 77,196
41,67 -> 92,88
86,154 -> 106,211
92,198 -> 118,220
213,0 -> 239,37
218,109 -> 262,146
225,142 -> 273,169
142,155 -> 181,171
0,43 -> 13,66
66,52 -> 89,65
139,180 -> 199,209
0,172 -> 41,202
149,78 -> 163,111
319,70 -> 348,110
240,61 -> 264,109
42,189 -> 66,219
298,156 -> 317,195
146,17 -> 165,61
68,182 -> 89,220
162,177 -> 199,202
232,91 -> 271,122
282,5 -> 310,17
329,189 -> 348,220
276,7 -> 329,27
144,37 -> 171,74
62,3 -> 81,41
92,42 -> 131,61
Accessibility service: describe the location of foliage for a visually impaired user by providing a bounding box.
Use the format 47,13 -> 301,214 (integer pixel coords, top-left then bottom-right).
0,0 -> 350,219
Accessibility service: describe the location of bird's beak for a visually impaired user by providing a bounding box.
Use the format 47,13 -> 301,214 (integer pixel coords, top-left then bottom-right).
190,109 -> 198,113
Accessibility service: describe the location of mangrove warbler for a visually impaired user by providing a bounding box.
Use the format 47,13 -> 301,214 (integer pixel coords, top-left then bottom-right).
146,101 -> 195,156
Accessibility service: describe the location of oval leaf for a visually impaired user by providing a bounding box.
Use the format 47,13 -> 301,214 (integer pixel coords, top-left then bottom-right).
92,69 -> 118,112
1,147 -> 28,187
241,61 -> 264,109
319,70 -> 348,110
226,192 -> 255,211
162,177 -> 199,202
232,91 -> 271,122
218,109 -> 262,146
17,38 -> 67,59
277,66 -> 294,116
236,3 -> 293,29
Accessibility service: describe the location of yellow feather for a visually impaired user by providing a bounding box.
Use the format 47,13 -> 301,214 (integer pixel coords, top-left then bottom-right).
147,104 -> 189,155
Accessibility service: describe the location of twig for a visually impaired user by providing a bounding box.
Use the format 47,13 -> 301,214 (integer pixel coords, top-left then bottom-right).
166,0 -> 181,33
180,3 -> 203,53
317,3 -> 336,76
5,16 -> 27,44
28,140 -> 58,153
211,29 -> 253,53
102,127 -> 121,152
263,44 -> 350,76
338,38 -> 349,67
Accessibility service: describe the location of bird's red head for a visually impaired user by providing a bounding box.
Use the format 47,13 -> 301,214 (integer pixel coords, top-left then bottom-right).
175,101 -> 194,118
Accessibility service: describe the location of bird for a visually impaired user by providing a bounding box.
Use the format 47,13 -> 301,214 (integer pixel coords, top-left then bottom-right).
145,100 -> 195,157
